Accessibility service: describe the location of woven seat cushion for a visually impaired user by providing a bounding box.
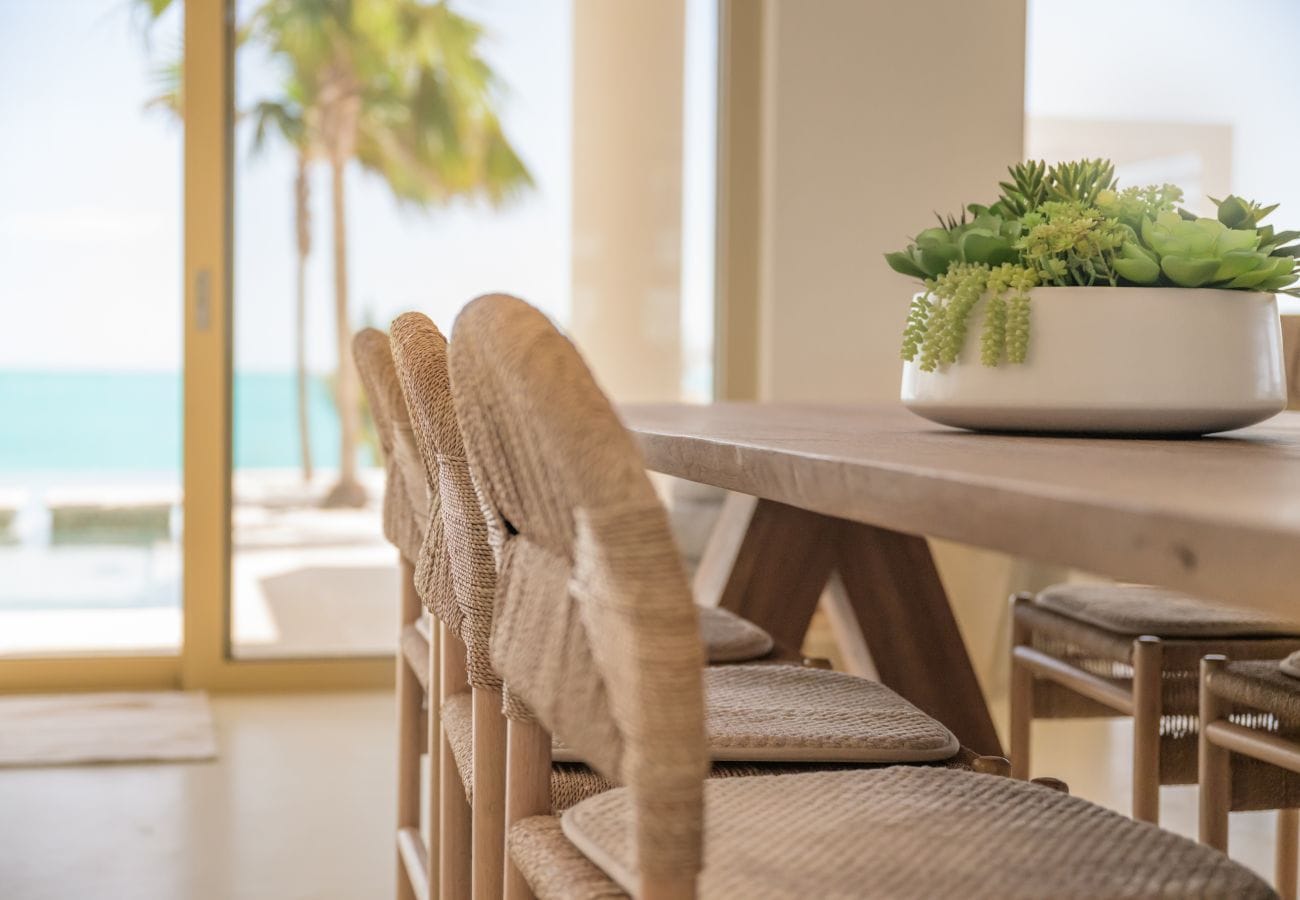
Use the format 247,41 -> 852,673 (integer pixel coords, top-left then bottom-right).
442,693 -> 615,812
1282,651 -> 1300,679
698,606 -> 773,663
1034,582 -> 1300,638
701,665 -> 957,762
545,666 -> 957,765
510,815 -> 626,900
1207,659 -> 1300,722
445,691 -> 892,815
556,767 -> 1272,899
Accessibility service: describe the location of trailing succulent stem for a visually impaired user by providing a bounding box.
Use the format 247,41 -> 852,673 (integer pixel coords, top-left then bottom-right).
886,158 -> 1300,370
903,263 -> 1037,372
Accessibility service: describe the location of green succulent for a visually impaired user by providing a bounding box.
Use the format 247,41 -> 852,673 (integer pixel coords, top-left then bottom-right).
1116,210 -> 1298,291
885,209 -> 1021,280
1095,184 -> 1183,233
1016,200 -> 1128,287
990,158 -> 1117,218
885,159 -> 1300,371
1209,194 -> 1300,261
1213,194 -> 1279,230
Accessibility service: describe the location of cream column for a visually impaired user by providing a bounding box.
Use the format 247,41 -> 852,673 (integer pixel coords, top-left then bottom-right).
569,0 -> 687,403
721,0 -> 1051,724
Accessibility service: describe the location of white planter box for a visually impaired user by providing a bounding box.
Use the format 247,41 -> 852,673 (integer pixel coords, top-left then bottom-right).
901,287 -> 1287,435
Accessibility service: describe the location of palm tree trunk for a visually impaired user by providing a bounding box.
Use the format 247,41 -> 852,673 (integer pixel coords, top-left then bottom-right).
294,158 -> 314,484
323,156 -> 365,507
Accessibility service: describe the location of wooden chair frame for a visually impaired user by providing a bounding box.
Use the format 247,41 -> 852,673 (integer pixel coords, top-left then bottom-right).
1200,654 -> 1300,900
1010,592 -> 1300,827
471,685 -> 508,899
441,627 -> 473,900
1010,592 -> 1165,821
396,557 -> 442,900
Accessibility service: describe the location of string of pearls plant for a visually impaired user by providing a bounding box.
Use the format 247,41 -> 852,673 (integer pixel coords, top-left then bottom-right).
887,159 -> 1300,372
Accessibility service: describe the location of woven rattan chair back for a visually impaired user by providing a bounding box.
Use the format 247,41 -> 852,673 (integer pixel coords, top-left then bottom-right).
391,312 -> 497,686
352,327 -> 427,561
449,293 -> 708,884
353,327 -> 442,900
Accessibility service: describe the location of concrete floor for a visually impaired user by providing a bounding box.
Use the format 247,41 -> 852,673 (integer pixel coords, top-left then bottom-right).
0,689 -> 1281,899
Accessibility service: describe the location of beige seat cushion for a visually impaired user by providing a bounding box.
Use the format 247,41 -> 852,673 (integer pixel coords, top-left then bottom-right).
445,690 -> 888,815
556,767 -> 1272,900
702,665 -> 958,762
451,666 -> 955,776
1282,651 -> 1300,680
698,606 -> 774,663
1034,582 -> 1300,638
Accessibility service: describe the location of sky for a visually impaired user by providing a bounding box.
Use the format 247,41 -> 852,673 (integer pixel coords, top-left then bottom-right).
0,0 -> 574,373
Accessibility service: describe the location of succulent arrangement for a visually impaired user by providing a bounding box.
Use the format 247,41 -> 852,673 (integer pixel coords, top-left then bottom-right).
887,159 -> 1300,371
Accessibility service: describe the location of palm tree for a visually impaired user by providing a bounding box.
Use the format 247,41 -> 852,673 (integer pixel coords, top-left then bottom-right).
142,0 -> 533,507
251,0 -> 533,507
139,24 -> 320,486
250,92 -> 317,484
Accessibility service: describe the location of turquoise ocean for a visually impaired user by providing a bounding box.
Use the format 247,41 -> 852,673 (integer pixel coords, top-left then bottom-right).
0,369 -> 375,612
0,369 -> 369,473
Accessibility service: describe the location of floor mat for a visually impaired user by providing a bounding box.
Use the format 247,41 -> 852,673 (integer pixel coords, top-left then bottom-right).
0,691 -> 217,767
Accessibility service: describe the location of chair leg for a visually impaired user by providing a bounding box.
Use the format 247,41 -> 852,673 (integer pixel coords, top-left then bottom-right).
426,617 -> 441,900
1009,595 -> 1034,780
505,718 -> 552,900
1131,635 -> 1163,824
397,559 -> 422,900
1198,655 -> 1231,853
1278,808 -> 1298,900
441,627 -> 472,900
472,687 -> 507,900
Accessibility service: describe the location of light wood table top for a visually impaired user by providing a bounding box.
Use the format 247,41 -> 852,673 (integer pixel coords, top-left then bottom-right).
623,403 -> 1300,619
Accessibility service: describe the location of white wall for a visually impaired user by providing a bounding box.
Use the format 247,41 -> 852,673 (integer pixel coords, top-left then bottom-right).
758,0 -> 1026,403
569,1 -> 686,403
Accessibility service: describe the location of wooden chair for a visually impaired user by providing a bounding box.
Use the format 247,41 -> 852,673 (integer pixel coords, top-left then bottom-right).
362,314 -> 784,900
392,308 -> 915,900
352,329 -> 441,900
1201,653 -> 1300,899
392,315 -> 506,900
1010,584 -> 1300,824
443,294 -> 1273,900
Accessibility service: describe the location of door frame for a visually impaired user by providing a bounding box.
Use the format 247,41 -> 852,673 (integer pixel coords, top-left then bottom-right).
182,0 -> 390,690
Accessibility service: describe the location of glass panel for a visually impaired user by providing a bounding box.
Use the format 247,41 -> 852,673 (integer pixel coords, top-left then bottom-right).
229,0 -> 567,658
0,0 -> 184,657
229,0 -> 716,659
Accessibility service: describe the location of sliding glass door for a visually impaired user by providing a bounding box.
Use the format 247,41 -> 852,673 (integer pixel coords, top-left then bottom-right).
0,0 -> 719,691
0,0 -> 185,688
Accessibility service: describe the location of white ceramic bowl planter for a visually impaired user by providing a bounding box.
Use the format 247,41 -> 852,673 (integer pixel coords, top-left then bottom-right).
901,286 -> 1287,435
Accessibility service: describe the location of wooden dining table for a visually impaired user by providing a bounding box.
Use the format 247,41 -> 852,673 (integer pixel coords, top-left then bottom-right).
621,403 -> 1300,757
